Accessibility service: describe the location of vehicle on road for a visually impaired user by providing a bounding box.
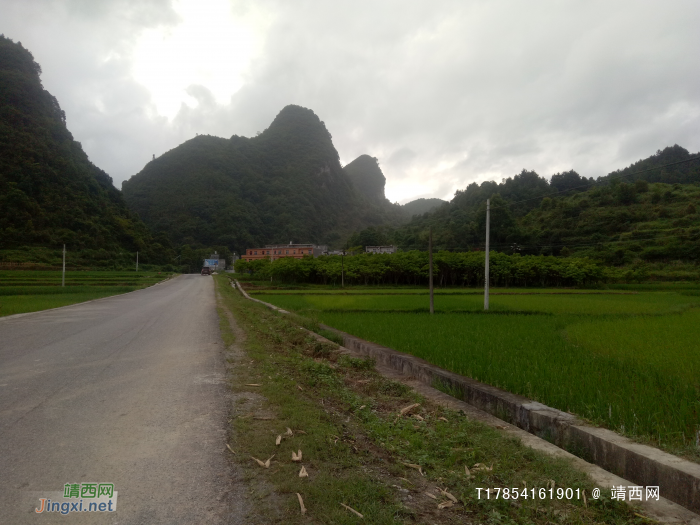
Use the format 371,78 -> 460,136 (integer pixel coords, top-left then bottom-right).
200,267 -> 211,275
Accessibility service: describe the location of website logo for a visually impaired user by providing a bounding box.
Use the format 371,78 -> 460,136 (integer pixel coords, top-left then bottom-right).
35,483 -> 118,515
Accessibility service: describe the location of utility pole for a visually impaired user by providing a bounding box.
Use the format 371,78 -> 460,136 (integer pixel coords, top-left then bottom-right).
62,244 -> 66,287
484,199 -> 490,310
136,251 -> 139,272
341,248 -> 345,288
429,227 -> 434,314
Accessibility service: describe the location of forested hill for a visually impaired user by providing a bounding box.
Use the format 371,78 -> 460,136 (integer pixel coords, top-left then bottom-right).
401,197 -> 446,217
361,146 -> 700,264
343,154 -> 389,203
0,36 -> 168,264
122,105 -> 403,251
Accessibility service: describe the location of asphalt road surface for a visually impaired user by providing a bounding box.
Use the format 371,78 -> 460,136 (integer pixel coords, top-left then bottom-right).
0,275 -> 238,524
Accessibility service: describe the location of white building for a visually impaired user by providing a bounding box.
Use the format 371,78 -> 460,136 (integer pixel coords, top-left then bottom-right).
365,245 -> 397,254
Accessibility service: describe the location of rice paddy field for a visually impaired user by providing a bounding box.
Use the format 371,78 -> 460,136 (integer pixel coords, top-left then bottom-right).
249,284 -> 700,460
0,270 -> 170,317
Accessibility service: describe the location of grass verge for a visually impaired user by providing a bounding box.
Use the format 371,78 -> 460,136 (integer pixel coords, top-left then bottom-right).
215,275 -> 647,524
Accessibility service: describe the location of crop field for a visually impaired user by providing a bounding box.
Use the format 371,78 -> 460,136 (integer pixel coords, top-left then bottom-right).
250,286 -> 700,460
0,270 -> 169,317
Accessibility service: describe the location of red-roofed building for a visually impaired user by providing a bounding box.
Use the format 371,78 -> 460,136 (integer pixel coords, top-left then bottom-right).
242,243 -> 327,262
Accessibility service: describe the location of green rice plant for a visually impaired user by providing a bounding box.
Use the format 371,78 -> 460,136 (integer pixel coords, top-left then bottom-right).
565,309 -> 700,384
0,270 -> 170,316
0,291 -> 138,316
257,291 -> 700,316
258,289 -> 700,459
315,311 -> 699,456
0,285 -> 138,296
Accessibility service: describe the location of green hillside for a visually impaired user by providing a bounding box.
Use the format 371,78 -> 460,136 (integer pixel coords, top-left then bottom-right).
0,36 -> 170,267
343,154 -> 389,203
122,106 -> 403,253
401,197 -> 446,217
353,146 -> 700,269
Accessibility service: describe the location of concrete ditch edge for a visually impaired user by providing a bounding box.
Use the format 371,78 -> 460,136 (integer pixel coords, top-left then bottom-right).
234,281 -> 700,520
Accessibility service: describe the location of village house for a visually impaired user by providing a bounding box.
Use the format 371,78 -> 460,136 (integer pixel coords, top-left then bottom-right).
365,245 -> 397,254
242,243 -> 328,262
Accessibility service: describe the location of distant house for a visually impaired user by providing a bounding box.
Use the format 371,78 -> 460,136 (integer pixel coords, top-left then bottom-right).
242,243 -> 328,262
365,245 -> 396,254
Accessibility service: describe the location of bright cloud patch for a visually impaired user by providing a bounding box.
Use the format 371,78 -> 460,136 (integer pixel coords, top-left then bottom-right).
132,0 -> 263,118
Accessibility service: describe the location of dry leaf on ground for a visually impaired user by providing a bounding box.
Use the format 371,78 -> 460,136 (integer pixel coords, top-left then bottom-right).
399,403 -> 420,416
438,417 -> 449,422
286,427 -> 293,436
464,465 -> 471,476
245,384 -> 261,387
439,488 -> 458,503
292,449 -> 303,462
412,414 -> 424,421
438,501 -> 454,510
226,444 -> 235,454
425,492 -> 437,500
251,455 -> 275,468
402,462 -> 424,476
275,435 -> 282,446
299,465 -> 309,478
296,493 -> 306,515
340,503 -> 364,518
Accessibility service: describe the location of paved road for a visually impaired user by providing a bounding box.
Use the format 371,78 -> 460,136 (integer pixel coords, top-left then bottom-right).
0,275 -> 236,524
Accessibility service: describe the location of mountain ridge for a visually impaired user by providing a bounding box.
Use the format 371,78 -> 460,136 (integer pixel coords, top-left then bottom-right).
122,105 -> 404,253
354,146 -> 700,264
0,35 -> 170,266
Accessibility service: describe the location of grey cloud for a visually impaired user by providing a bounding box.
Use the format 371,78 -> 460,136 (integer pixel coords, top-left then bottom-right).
2,0 -> 699,200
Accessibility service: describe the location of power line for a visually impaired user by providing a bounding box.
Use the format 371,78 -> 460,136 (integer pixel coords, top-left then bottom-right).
396,229 -> 699,252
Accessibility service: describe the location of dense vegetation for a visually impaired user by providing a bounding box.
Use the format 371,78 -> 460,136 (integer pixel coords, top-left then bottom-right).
235,251 -> 607,287
400,197 -> 446,218
0,36 -> 172,267
343,154 -> 390,203
123,106 -> 405,254
349,146 -> 700,270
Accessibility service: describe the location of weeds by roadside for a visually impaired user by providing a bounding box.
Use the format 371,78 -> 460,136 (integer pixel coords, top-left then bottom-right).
216,275 -> 648,524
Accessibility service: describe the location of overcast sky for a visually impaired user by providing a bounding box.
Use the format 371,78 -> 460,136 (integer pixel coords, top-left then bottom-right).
3,0 -> 699,203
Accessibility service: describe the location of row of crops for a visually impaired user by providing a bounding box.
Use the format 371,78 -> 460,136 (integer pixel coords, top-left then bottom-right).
249,284 -> 700,462
0,270 -> 169,316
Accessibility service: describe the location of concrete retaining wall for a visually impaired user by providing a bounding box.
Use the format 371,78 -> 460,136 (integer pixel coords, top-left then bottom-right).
323,325 -> 700,515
